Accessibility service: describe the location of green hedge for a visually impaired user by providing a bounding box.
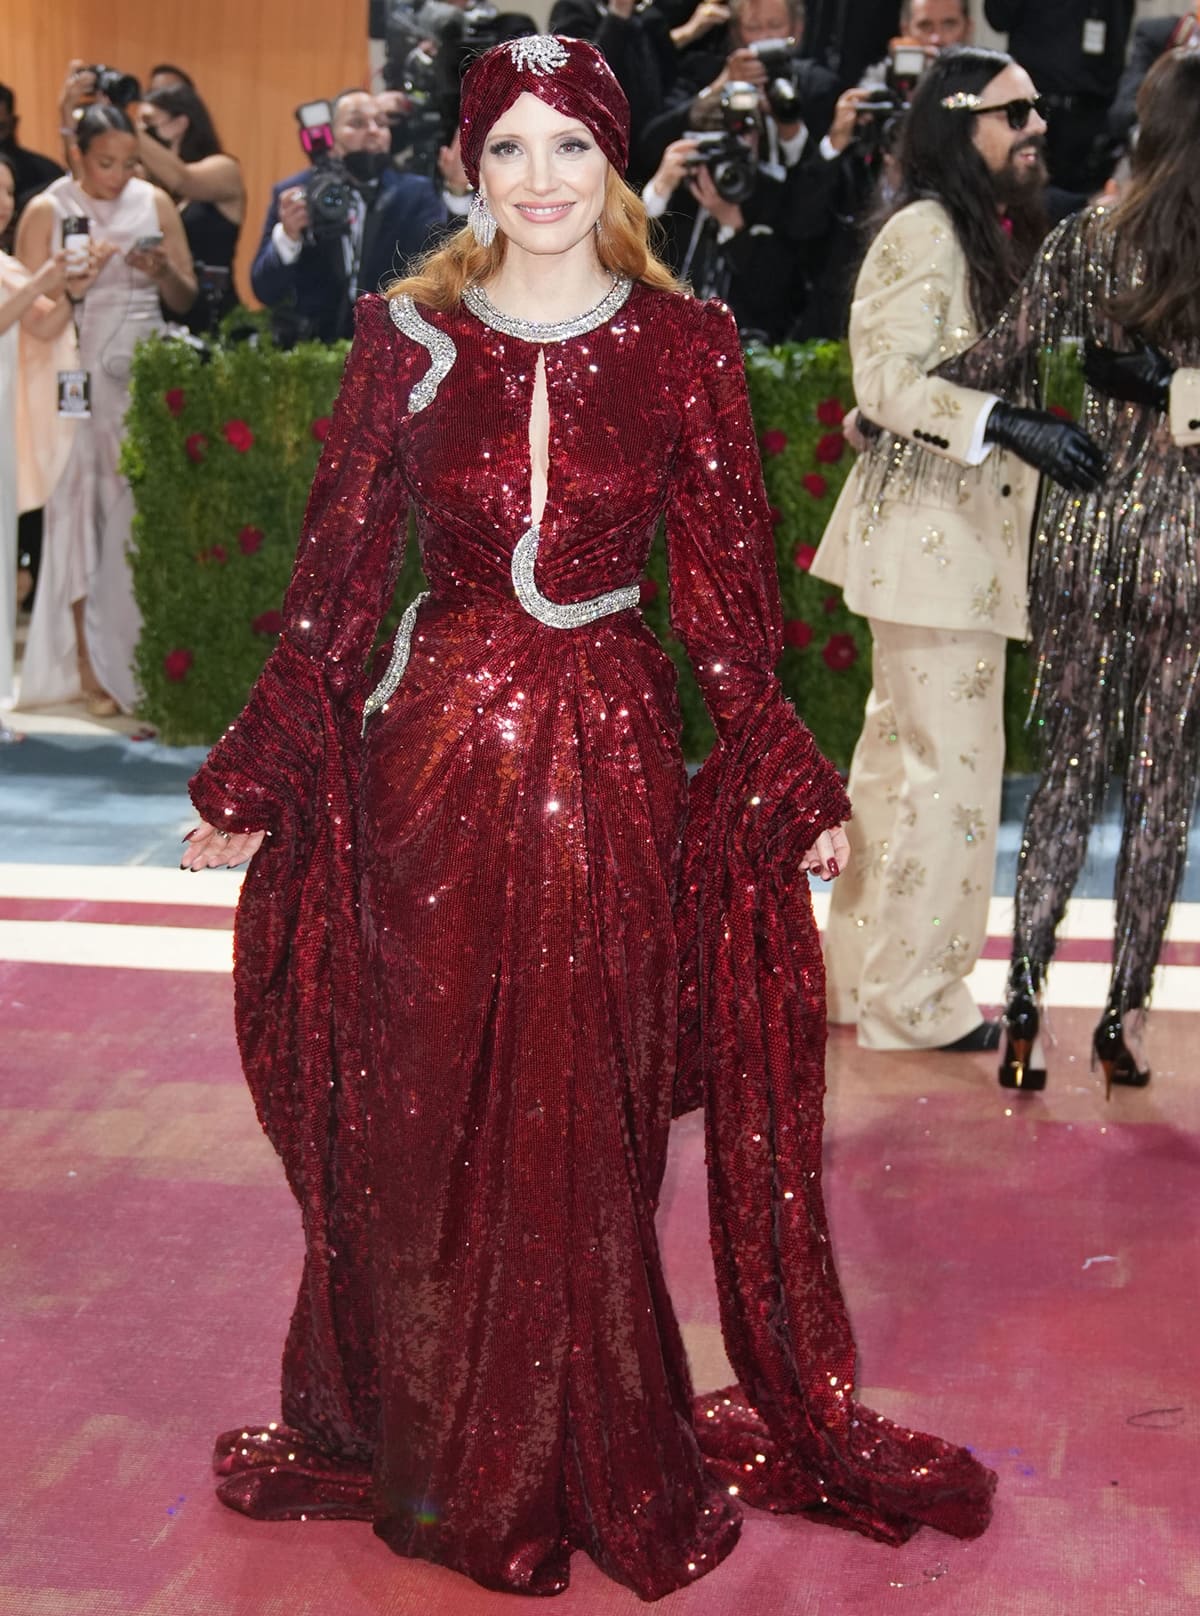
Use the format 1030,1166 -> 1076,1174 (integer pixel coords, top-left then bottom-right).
124,332 -> 1038,768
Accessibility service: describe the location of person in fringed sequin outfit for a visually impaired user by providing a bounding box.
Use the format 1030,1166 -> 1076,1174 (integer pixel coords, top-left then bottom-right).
180,35 -> 996,1602
942,48 -> 1200,1095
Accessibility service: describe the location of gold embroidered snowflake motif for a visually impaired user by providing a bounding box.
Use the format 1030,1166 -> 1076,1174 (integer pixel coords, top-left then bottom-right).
950,659 -> 996,701
920,527 -> 949,566
971,577 -> 1001,619
886,856 -> 927,897
959,747 -> 979,773
876,237 -> 912,286
930,390 -> 962,419
960,877 -> 976,898
876,702 -> 899,743
867,327 -> 896,357
899,996 -> 952,1029
900,358 -> 925,386
1002,515 -> 1016,550
929,933 -> 970,975
953,804 -> 987,845
867,838 -> 891,875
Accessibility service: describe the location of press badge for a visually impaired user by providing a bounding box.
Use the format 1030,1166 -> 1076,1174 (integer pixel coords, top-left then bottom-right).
58,369 -> 91,418
1082,18 -> 1107,54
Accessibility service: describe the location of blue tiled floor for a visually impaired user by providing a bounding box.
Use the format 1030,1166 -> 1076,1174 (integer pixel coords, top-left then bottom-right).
4,730 -> 1200,897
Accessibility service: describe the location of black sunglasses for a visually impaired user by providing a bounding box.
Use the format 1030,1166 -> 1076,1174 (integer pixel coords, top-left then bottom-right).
969,96 -> 1048,131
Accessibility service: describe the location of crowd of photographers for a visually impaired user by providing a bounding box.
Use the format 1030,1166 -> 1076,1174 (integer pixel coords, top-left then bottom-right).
1,1 -> 1195,352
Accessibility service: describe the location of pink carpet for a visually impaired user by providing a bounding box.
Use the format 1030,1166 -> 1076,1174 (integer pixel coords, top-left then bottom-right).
2,960 -> 1196,1615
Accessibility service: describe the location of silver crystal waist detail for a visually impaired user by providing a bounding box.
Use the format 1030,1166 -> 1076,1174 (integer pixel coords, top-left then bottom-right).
511,526 -> 640,629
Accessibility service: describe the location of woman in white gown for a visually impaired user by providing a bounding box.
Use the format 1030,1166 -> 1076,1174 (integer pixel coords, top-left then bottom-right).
16,105 -> 195,716
0,153 -> 85,731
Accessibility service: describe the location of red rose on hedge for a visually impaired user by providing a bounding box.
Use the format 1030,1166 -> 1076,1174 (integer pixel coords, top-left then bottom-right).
238,525 -> 265,556
816,397 -> 846,426
164,387 -> 186,418
783,619 -> 813,649
802,472 -> 828,499
822,632 -> 858,671
793,544 -> 816,571
815,431 -> 846,464
223,418 -> 255,453
184,432 -> 208,463
252,609 -> 285,636
1048,404 -> 1073,420
760,428 -> 788,456
768,505 -> 783,525
209,544 -> 228,565
163,648 -> 193,682
639,576 -> 660,603
311,416 -> 331,442
823,593 -> 840,615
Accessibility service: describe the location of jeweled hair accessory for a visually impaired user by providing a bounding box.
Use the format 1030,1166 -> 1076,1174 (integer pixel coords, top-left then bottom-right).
459,33 -> 630,188
941,91 -> 983,110
507,35 -> 570,76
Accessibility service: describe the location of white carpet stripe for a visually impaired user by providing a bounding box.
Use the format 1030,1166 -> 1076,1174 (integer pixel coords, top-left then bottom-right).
0,919 -> 232,973
0,863 -> 243,907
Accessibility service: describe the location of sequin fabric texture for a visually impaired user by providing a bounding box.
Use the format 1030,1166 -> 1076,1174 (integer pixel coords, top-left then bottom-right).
943,206 -> 1200,1010
190,287 -> 995,1601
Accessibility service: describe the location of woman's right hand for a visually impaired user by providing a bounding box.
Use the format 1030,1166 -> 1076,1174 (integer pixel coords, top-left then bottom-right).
180,821 -> 267,871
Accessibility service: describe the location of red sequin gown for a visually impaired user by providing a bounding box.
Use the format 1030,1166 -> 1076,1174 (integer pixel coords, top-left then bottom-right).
189,285 -> 995,1600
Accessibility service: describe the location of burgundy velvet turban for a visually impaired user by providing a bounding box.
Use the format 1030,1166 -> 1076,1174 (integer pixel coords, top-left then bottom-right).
459,34 -> 631,189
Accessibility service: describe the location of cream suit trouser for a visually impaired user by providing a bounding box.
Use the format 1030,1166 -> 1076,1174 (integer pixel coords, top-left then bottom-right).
823,621 -> 1006,1050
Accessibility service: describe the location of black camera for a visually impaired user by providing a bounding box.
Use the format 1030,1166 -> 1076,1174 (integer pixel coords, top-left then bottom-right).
746,37 -> 803,125
853,86 -> 906,163
295,101 -> 357,238
87,65 -> 141,109
684,81 -> 762,205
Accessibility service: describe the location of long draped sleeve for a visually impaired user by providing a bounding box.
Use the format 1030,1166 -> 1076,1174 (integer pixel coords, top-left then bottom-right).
191,294 -> 414,1474
670,301 -> 996,1544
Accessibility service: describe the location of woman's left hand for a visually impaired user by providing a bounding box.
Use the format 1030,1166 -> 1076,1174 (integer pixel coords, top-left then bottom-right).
180,821 -> 267,871
800,823 -> 849,882
126,242 -> 169,281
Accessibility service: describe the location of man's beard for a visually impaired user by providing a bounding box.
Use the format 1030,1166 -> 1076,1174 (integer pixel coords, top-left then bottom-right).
990,134 -> 1050,271
990,134 -> 1049,211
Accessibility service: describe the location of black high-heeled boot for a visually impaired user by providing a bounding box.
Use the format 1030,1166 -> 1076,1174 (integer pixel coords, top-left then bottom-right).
1092,1008 -> 1151,1101
998,993 -> 1046,1091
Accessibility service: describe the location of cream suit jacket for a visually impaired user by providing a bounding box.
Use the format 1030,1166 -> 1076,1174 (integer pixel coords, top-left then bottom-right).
1171,370 -> 1200,448
811,199 -> 1035,639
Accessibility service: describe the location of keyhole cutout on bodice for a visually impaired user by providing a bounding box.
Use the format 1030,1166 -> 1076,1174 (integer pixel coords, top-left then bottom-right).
528,349 -> 550,529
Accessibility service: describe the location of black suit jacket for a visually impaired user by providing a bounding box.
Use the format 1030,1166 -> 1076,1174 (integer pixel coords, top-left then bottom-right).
250,165 -> 446,343
1109,15 -> 1183,139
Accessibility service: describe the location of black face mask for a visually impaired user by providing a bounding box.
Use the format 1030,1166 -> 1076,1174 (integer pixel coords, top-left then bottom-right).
342,149 -> 389,187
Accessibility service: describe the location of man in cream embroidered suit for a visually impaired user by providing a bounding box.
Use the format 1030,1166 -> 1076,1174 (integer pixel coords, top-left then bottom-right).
811,47 -> 1105,1051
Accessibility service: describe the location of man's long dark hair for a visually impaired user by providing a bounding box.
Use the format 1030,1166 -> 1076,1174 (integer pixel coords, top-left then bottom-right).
872,47 -> 1047,330
1107,49 -> 1200,344
144,84 -> 224,163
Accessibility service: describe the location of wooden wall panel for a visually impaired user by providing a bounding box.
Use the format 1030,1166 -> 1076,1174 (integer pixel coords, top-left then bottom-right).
4,0 -> 369,304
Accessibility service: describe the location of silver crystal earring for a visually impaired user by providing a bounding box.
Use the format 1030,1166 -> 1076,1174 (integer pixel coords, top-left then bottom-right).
468,192 -> 498,248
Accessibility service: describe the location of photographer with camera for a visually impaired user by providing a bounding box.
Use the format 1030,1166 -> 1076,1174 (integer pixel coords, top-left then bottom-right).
643,84 -> 806,341
547,0 -> 678,183
795,0 -> 973,337
251,90 -> 445,345
640,0 -> 841,338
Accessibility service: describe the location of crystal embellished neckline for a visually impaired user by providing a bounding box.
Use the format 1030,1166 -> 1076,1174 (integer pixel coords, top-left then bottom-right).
462,275 -> 633,343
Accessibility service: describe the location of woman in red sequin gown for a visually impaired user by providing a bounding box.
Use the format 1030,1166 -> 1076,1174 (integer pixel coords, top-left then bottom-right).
183,37 -> 995,1602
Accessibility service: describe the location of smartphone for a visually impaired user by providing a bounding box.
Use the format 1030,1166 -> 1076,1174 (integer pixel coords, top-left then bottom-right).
62,214 -> 91,274
132,233 -> 164,252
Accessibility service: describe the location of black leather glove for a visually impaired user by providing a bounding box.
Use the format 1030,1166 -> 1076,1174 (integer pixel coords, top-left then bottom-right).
1083,338 -> 1174,411
983,400 -> 1107,492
